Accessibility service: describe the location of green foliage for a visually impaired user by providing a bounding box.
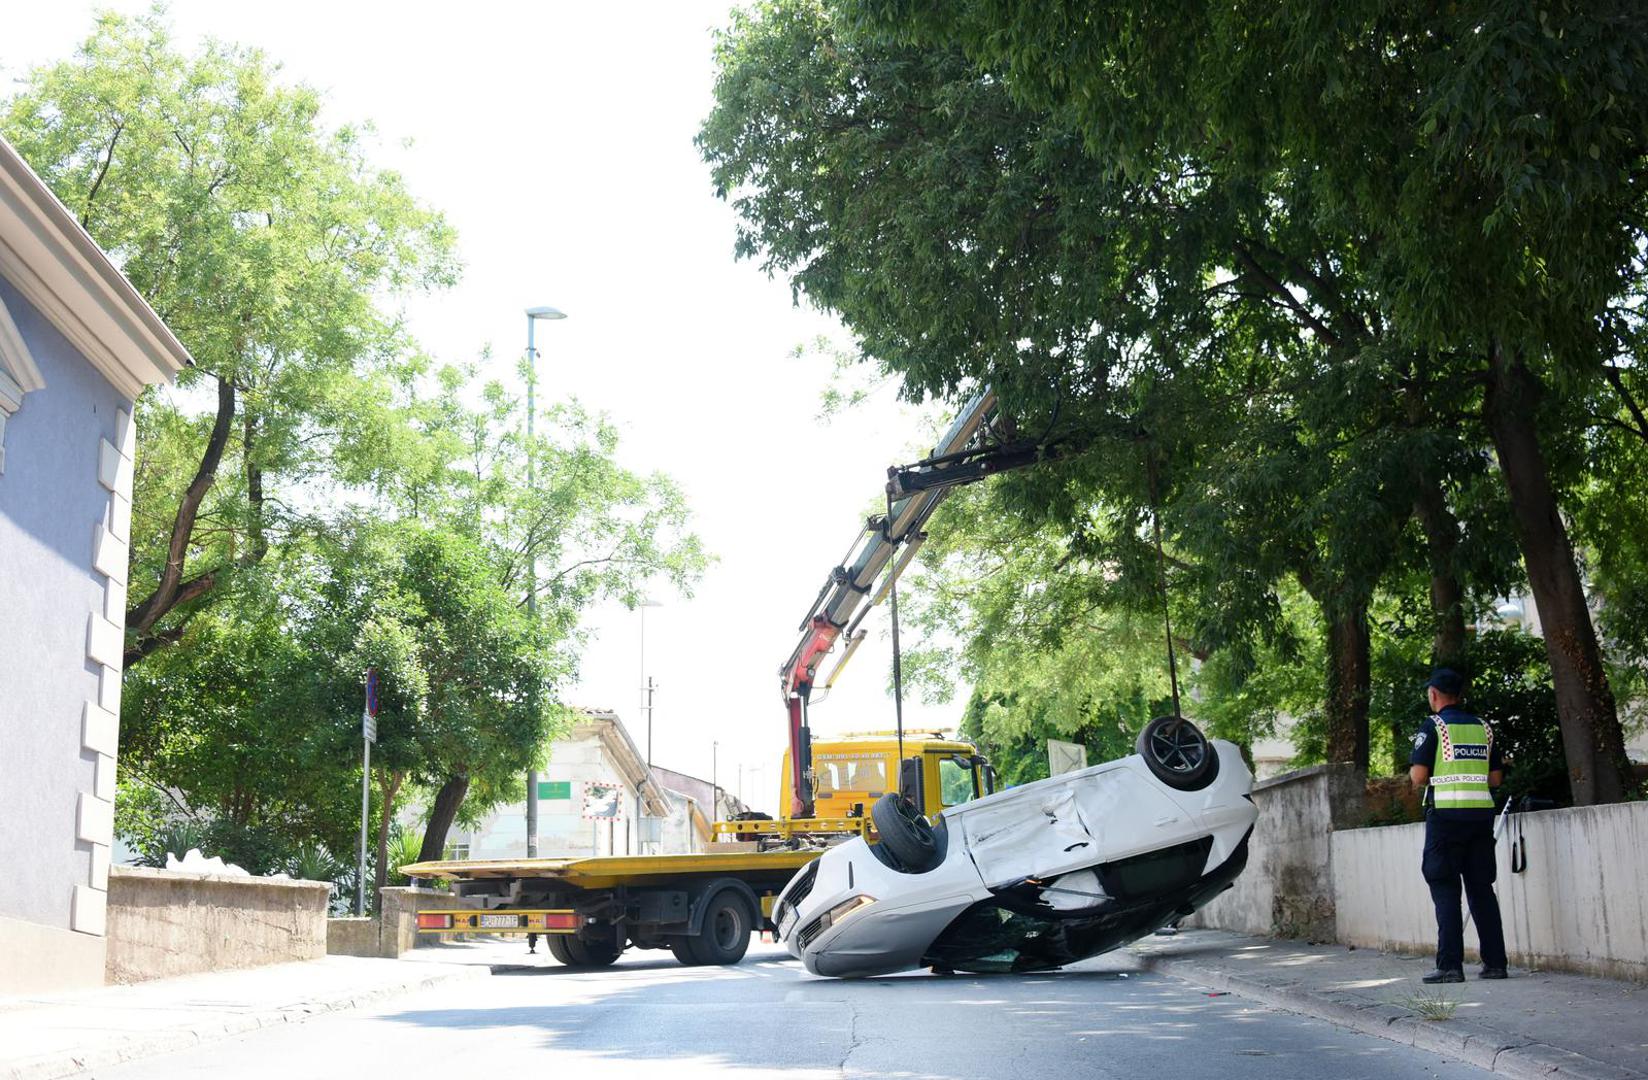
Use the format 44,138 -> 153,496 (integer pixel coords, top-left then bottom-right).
1464,630 -> 1572,808
701,0 -> 1645,801
285,843 -> 344,886
383,829 -> 424,887
2,8 -> 458,659
1,11 -> 709,872
138,820 -> 208,868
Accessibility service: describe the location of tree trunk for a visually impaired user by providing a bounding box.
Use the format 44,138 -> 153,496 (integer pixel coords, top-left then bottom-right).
373,769 -> 405,909
243,411 -> 268,563
1324,601 -> 1372,774
126,375 -> 237,654
417,772 -> 471,864
1412,476 -> 1468,668
1483,345 -> 1630,804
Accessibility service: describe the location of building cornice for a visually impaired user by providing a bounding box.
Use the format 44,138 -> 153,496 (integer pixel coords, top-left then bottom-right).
571,709 -> 671,817
0,137 -> 191,398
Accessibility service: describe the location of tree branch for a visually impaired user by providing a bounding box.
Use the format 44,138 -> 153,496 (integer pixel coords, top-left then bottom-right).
1602,364 -> 1648,444
127,375 -> 236,637
1232,243 -> 1342,347
80,121 -> 124,229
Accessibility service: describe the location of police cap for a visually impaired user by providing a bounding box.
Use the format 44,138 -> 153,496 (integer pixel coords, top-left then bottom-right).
1425,668 -> 1464,696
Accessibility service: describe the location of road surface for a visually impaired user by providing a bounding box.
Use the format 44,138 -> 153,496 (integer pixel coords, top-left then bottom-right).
99,941 -> 1489,1079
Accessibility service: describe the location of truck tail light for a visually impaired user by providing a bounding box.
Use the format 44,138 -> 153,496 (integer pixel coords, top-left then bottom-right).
417,913 -> 453,930
542,912 -> 579,931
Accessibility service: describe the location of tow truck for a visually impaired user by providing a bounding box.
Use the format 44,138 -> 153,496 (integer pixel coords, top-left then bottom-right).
401,390 -> 1062,968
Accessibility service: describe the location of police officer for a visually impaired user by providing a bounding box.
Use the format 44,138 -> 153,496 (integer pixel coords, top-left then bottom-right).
1409,668 -> 1509,983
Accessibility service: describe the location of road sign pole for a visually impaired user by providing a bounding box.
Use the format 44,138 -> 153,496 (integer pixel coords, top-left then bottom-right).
356,726 -> 370,916
356,667 -> 379,917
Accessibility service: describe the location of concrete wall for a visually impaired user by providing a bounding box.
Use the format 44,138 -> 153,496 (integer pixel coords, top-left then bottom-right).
325,887 -> 488,959
1334,802 -> 1648,981
0,278 -> 132,992
105,867 -> 330,983
1187,763 -> 1367,940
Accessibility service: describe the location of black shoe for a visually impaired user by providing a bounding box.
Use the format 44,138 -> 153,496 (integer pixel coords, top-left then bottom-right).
1479,966 -> 1508,980
1421,968 -> 1464,984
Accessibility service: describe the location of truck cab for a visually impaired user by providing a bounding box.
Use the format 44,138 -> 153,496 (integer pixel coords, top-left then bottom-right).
719,731 -> 994,846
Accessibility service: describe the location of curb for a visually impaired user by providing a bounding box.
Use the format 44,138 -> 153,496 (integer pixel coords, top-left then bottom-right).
2,964 -> 490,1080
1139,954 -> 1645,1080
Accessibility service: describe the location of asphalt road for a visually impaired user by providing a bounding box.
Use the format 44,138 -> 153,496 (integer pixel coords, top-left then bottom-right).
97,942 -> 1489,1079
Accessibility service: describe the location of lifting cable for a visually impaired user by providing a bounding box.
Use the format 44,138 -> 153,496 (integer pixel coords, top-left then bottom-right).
1148,454 -> 1183,721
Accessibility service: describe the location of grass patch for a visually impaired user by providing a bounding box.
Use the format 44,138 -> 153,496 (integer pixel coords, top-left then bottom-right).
1396,982 -> 1461,1021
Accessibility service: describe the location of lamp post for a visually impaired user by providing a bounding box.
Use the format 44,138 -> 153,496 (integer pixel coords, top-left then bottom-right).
523,305 -> 566,858
636,599 -> 662,851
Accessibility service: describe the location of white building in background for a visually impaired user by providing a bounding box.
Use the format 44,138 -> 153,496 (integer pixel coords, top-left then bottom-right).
444,708 -> 738,861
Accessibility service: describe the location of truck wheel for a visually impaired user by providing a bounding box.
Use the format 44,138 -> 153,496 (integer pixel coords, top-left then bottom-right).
545,934 -> 577,965
871,792 -> 941,873
547,934 -> 621,968
1136,715 -> 1220,791
685,892 -> 753,966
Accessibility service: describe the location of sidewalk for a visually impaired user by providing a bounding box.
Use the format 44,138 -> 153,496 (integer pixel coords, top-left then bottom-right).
1131,929 -> 1648,1080
0,943 -> 498,1080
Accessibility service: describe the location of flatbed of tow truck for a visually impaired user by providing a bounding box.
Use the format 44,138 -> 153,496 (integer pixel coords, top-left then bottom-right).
402,849 -> 819,890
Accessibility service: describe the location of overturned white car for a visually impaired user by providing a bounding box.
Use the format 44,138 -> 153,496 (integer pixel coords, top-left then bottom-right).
773,717 -> 1257,978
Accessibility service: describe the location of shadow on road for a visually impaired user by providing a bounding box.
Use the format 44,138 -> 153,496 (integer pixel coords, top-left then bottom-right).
373,945 -> 1435,1080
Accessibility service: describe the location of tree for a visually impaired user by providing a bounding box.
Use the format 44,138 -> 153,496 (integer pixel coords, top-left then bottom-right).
1,10 -> 457,666
373,373 -> 709,862
700,0 -> 1441,773
837,0 -> 1643,800
706,0 -> 1642,801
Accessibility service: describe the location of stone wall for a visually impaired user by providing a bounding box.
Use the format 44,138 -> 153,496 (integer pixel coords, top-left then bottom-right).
1187,763 -> 1366,940
105,866 -> 329,983
326,886 -> 488,959
1333,802 -> 1648,981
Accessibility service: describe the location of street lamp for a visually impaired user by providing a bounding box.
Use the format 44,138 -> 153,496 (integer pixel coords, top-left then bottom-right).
524,305 -> 566,859
636,598 -> 663,851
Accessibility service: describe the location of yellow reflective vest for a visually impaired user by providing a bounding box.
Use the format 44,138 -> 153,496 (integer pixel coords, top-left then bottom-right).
1429,713 -> 1495,811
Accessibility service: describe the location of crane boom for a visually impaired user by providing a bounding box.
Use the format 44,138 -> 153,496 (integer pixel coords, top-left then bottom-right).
778,389 -> 1070,818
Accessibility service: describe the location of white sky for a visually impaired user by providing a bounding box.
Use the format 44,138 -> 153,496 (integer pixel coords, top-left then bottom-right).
5,1 -> 967,813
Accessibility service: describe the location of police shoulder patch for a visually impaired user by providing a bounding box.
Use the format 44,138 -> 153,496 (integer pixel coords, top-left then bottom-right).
1411,730 -> 1427,748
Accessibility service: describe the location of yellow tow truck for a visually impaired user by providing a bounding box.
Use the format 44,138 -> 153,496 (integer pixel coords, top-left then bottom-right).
404,390 -> 1042,968
400,730 -> 994,968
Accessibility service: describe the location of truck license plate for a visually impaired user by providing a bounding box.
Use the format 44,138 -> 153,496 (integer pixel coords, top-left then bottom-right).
479,914 -> 522,928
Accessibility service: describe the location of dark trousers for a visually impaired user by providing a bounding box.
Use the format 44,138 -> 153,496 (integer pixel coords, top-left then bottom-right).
1421,814 -> 1508,971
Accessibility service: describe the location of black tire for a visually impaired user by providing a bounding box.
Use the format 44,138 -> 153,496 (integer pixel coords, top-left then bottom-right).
669,938 -> 700,966
545,934 -> 576,965
871,792 -> 941,873
685,891 -> 753,966
549,933 -> 621,968
1136,715 -> 1220,791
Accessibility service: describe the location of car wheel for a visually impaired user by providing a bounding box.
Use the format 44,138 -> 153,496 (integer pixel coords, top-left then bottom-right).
669,938 -> 701,966
871,792 -> 941,872
1136,715 -> 1220,791
686,891 -> 753,965
551,934 -> 621,968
